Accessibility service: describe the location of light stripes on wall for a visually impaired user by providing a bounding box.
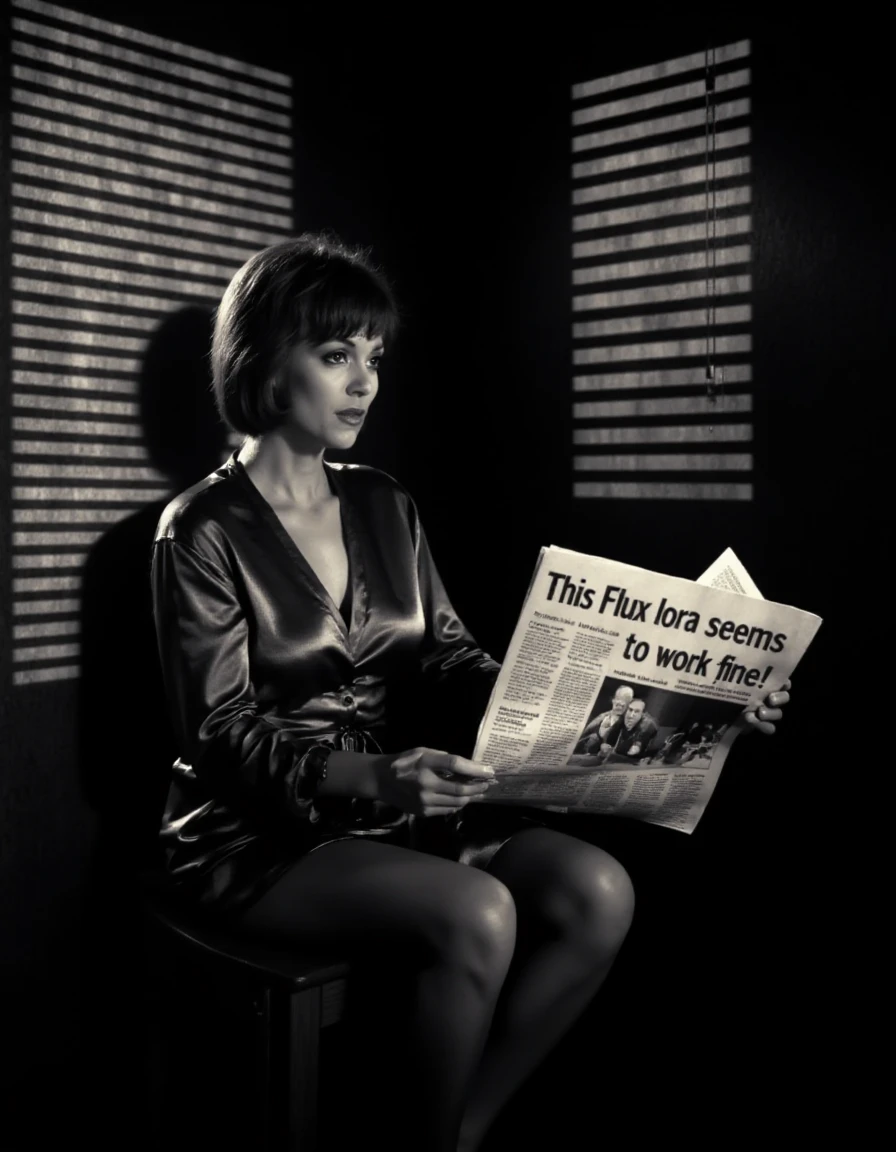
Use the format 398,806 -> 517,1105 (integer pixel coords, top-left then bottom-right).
8,0 -> 294,686
571,40 -> 753,501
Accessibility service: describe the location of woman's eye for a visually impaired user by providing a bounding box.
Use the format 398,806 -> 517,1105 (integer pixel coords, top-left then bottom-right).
322,350 -> 348,365
369,356 -> 383,371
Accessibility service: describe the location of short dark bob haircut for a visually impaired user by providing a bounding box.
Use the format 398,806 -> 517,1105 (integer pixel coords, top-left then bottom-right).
211,231 -> 400,435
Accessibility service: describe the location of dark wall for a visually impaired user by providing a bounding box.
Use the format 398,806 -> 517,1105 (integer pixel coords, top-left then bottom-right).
1,6 -> 877,1143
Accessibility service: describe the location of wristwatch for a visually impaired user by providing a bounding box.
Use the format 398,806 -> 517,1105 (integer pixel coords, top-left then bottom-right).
298,743 -> 332,799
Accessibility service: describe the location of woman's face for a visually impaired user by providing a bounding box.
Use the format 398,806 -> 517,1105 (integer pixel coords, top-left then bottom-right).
280,332 -> 383,449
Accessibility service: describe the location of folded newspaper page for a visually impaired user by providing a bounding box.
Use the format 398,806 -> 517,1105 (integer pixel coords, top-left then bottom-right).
472,546 -> 822,833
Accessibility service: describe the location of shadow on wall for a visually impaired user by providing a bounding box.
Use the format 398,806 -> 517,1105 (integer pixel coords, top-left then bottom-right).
75,305 -> 230,1136
79,304 -> 229,883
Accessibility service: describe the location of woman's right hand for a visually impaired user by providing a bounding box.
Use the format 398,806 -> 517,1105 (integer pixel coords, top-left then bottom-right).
373,748 -> 496,816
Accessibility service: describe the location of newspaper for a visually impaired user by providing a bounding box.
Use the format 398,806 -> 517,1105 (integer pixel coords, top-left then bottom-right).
472,546 -> 822,833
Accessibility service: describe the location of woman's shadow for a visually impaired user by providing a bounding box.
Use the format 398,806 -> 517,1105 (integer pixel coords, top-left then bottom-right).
77,305 -> 231,1138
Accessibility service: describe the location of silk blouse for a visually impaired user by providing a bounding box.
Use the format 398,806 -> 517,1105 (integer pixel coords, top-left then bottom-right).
150,453 -> 500,912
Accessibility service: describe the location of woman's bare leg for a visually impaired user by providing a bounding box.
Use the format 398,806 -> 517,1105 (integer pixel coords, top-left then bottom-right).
457,828 -> 635,1152
234,839 -> 517,1152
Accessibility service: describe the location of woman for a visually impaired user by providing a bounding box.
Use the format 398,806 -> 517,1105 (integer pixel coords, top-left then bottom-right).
150,232 -> 789,1152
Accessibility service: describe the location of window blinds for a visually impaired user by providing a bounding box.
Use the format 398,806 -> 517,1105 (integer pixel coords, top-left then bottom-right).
571,40 -> 753,501
8,0 -> 294,685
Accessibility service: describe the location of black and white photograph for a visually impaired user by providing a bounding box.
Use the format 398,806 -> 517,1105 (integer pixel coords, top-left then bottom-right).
571,676 -> 742,768
0,4 -> 870,1150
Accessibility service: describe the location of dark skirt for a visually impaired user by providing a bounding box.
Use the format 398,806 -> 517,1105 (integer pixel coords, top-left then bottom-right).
413,804 -> 555,870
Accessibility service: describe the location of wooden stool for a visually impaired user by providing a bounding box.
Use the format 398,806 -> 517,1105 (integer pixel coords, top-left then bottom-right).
143,893 -> 350,1151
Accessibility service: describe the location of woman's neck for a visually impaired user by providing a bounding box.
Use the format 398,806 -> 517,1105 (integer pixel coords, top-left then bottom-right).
237,431 -> 331,510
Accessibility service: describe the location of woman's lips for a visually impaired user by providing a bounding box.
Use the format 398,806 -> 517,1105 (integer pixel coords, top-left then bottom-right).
335,409 -> 365,426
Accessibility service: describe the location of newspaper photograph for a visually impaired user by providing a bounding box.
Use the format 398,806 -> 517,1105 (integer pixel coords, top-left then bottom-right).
472,546 -> 822,833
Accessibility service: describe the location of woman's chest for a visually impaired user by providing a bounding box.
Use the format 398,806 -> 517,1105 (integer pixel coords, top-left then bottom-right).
273,498 -> 348,608
236,497 -> 426,678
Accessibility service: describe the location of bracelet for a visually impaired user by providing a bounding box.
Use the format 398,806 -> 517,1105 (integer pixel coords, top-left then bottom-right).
297,743 -> 332,800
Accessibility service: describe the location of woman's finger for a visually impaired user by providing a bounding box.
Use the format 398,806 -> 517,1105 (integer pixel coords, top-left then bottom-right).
421,769 -> 492,797
757,705 -> 783,722
766,690 -> 790,707
743,710 -> 776,735
423,751 -> 496,781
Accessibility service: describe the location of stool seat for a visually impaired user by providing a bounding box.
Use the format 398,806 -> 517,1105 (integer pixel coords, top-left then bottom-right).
145,892 -> 351,992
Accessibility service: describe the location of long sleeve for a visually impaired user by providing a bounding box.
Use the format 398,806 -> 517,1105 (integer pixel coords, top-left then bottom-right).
152,537 -> 323,829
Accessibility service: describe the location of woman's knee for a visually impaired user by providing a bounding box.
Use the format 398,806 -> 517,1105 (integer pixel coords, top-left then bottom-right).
497,832 -> 635,957
560,850 -> 634,956
582,852 -> 636,947
423,869 -> 517,982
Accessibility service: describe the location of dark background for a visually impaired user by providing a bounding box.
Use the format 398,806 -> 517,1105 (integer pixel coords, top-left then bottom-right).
0,6 -> 877,1147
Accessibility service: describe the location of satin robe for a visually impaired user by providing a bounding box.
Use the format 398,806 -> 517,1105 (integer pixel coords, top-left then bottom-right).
150,453 -> 500,912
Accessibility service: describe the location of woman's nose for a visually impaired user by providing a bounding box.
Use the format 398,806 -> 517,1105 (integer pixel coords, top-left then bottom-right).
348,366 -> 376,394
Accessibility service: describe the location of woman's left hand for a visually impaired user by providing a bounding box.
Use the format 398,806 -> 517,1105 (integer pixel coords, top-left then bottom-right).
741,679 -> 791,736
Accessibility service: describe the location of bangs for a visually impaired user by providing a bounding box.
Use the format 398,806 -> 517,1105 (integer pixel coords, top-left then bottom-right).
292,259 -> 400,348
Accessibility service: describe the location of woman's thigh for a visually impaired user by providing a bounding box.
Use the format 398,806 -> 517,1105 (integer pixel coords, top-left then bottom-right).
234,837 -> 515,958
